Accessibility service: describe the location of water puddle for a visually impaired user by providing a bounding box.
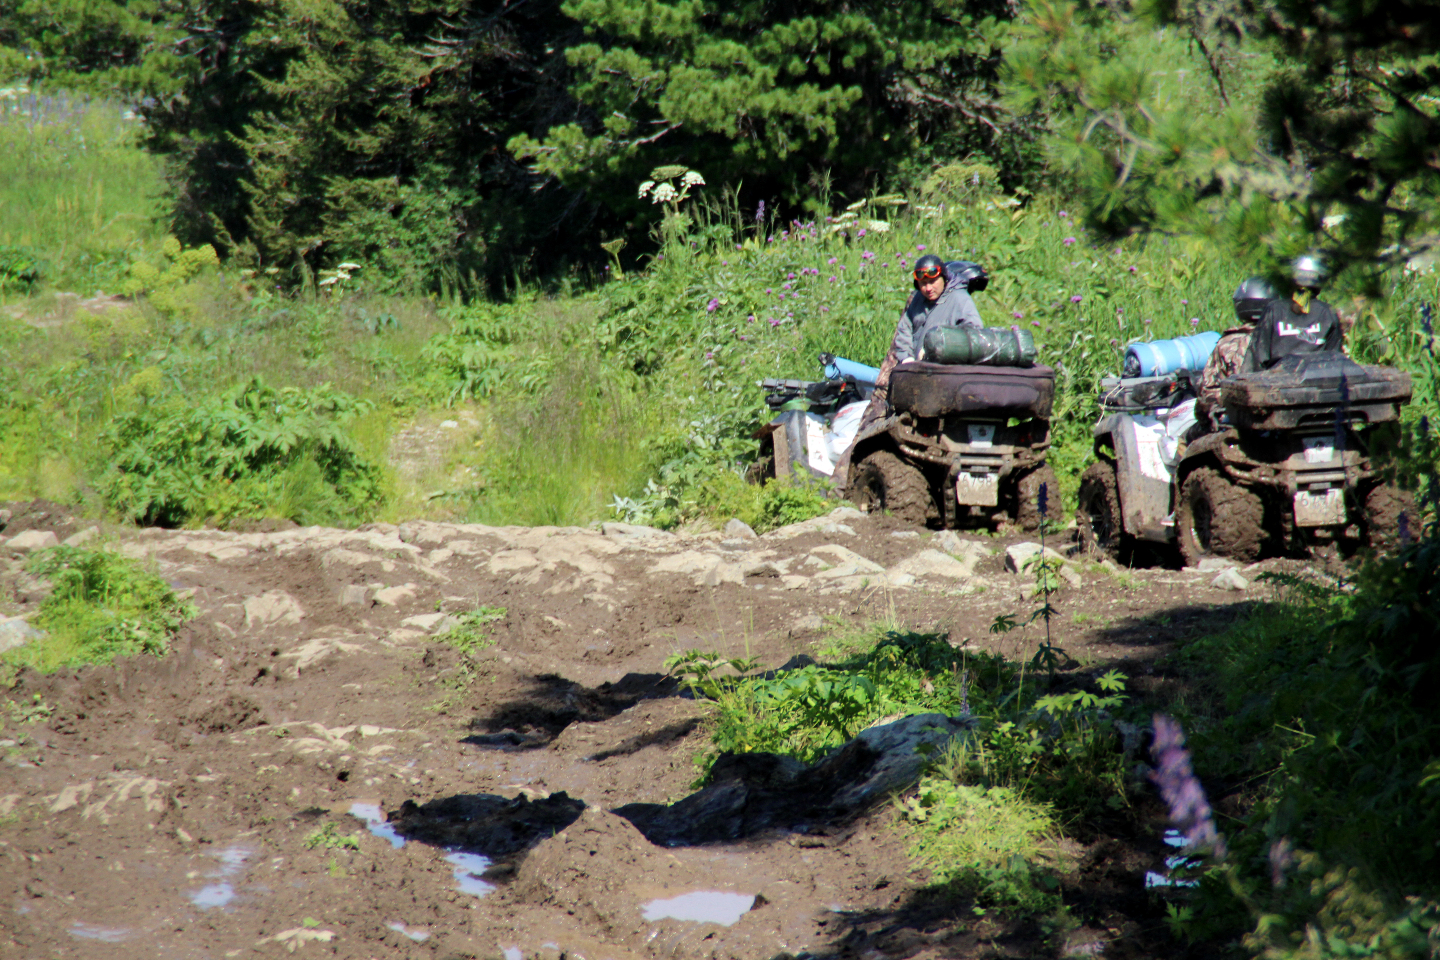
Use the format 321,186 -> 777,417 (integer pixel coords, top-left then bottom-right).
349,802 -> 406,848
187,845 -> 255,910
1145,830 -> 1200,889
445,851 -> 495,897
642,891 -> 755,926
69,923 -> 130,942
386,922 -> 430,942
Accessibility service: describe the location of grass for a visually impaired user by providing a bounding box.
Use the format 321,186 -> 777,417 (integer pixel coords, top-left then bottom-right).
435,606 -> 506,653
2,546 -> 193,674
0,85 -> 165,295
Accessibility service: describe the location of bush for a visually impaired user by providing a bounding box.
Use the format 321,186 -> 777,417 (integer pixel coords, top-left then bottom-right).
96,378 -> 383,527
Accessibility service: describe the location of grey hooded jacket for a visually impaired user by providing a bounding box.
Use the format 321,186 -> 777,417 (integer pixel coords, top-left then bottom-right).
888,263 -> 983,362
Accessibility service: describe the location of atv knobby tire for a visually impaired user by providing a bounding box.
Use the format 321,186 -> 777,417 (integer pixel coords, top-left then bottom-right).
1176,465 -> 1265,566
1364,483 -> 1416,555
1013,464 -> 1060,532
851,449 -> 936,526
1076,461 -> 1127,559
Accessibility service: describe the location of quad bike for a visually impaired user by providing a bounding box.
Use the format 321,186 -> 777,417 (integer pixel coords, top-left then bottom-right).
1174,354 -> 1413,564
751,353 -> 877,481
845,351 -> 1057,531
1079,354 -> 1414,564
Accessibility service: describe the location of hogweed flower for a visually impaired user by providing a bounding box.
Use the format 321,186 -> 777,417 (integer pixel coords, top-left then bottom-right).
1149,714 -> 1227,858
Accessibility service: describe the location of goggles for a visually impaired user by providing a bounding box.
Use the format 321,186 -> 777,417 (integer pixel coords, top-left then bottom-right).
913,263 -> 943,282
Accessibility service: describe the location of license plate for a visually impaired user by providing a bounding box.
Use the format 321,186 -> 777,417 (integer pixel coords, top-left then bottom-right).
1294,488 -> 1345,527
956,472 -> 998,506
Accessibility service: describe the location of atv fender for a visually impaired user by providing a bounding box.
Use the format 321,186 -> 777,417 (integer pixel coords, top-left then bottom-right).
1106,413 -> 1174,539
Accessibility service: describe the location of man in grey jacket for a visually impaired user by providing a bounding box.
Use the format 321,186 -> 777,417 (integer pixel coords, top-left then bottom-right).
832,254 -> 983,490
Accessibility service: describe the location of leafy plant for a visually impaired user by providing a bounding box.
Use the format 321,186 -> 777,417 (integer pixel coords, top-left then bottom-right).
435,607 -> 507,653
95,378 -> 382,527
303,822 -> 361,851
7,546 -> 194,672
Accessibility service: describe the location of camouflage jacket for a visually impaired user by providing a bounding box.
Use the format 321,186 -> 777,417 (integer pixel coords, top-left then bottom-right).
1196,326 -> 1252,413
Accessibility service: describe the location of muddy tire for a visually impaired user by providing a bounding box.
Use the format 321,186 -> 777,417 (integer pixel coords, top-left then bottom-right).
1076,461 -> 1129,560
1012,463 -> 1060,532
1176,465 -> 1266,566
1364,483 -> 1416,555
850,449 -> 937,526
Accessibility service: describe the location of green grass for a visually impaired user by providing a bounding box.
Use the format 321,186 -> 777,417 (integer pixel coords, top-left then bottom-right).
3,546 -> 193,674
435,606 -> 506,652
0,85 -> 165,294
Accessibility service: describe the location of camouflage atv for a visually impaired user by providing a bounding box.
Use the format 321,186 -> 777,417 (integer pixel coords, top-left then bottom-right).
846,361 -> 1058,530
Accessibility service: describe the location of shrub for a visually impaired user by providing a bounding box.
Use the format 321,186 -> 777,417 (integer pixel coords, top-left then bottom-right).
95,378 -> 383,527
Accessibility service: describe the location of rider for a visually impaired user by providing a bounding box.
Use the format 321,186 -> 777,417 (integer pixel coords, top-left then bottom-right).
832,254 -> 983,489
1193,276 -> 1276,426
1242,253 -> 1343,372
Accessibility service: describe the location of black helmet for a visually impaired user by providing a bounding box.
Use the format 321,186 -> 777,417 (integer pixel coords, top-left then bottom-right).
1232,276 -> 1276,323
912,253 -> 946,287
1291,253 -> 1329,290
948,260 -> 989,293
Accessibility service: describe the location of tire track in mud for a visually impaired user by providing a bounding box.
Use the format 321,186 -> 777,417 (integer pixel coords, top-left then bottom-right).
1,504 -> 1299,959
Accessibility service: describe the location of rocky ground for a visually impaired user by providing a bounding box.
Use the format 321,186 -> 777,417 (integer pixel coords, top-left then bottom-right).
0,499 -> 1292,960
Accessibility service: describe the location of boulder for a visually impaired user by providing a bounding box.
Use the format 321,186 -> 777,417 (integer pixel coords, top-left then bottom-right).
337,585 -> 371,608
5,530 -> 58,552
890,549 -> 975,581
0,617 -> 46,654
1197,557 -> 1237,572
242,591 -> 305,629
723,518 -> 758,540
1211,568 -> 1249,591
600,522 -> 675,541
1004,542 -> 1068,574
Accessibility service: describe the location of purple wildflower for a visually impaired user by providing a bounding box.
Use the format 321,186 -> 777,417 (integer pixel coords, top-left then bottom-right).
721,260 -> 728,266
704,351 -> 715,360
782,282 -> 792,290
916,244 -> 927,251
1071,295 -> 1083,304
881,263 -> 889,269
828,257 -> 837,264
755,200 -> 765,223
1129,265 -> 1138,273
1149,714 -> 1227,857
1269,839 -> 1295,888
1181,299 -> 1189,305
706,298 -> 719,312
858,228 -> 867,238
1398,511 -> 1411,546
1037,482 -> 1048,517
1190,318 -> 1200,328
1058,210 -> 1069,218
746,314 -> 756,323
1031,320 -> 1041,327
768,317 -> 780,327
1063,237 -> 1077,247
1144,318 -> 1153,326
765,288 -> 773,295
820,305 -> 829,313
787,272 -> 796,280
828,276 -> 837,282
1013,311 -> 1024,320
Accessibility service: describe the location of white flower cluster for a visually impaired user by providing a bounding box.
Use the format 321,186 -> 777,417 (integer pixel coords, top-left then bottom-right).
636,167 -> 706,205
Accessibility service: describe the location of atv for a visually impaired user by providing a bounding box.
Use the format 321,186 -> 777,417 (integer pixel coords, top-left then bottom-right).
845,359 -> 1058,530
1078,355 -> 1414,564
751,353 -> 877,482
1174,354 -> 1413,564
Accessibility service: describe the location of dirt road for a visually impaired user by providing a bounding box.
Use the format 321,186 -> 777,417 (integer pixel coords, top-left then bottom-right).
0,502 -> 1276,959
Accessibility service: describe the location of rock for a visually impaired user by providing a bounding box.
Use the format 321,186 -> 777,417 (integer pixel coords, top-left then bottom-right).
890,530 -> 920,539
742,560 -> 783,579
790,613 -> 823,634
1059,564 -> 1084,589
373,584 -> 418,607
0,507 -> 10,529
934,530 -> 992,558
600,522 -> 674,541
1197,557 -> 1237,572
401,612 -> 449,630
723,518 -> 757,540
700,563 -> 745,587
1004,542 -> 1067,574
647,551 -> 721,576
61,526 -> 100,547
396,520 -> 452,546
337,585 -> 371,608
5,530 -> 58,552
320,547 -> 380,570
1099,559 -> 1123,576
242,591 -> 305,629
890,549 -> 975,581
1212,568 -> 1249,591
828,507 -> 865,521
0,617 -> 46,654
809,544 -> 883,572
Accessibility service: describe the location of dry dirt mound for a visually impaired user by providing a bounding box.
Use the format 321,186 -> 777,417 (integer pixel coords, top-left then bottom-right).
0,503 -> 1290,958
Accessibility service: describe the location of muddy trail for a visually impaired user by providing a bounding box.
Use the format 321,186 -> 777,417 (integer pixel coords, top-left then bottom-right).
0,501 -> 1303,959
